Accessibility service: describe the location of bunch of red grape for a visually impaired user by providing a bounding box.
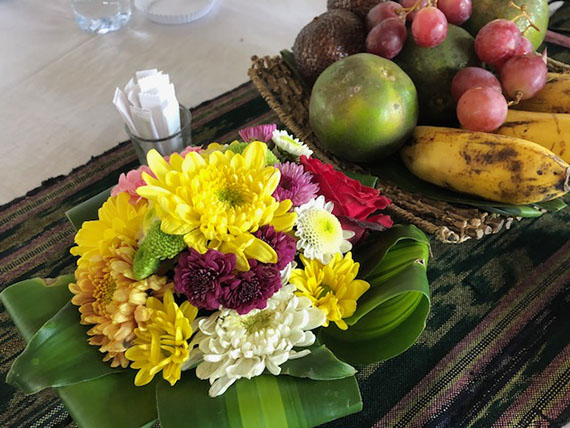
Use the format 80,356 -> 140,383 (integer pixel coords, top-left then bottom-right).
365,0 -> 472,59
453,18 -> 547,132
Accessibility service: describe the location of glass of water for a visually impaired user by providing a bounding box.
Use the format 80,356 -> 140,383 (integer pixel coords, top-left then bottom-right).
72,0 -> 132,34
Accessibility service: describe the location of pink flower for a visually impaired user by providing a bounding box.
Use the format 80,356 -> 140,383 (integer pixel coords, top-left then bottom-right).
273,162 -> 319,207
111,165 -> 153,204
238,124 -> 277,143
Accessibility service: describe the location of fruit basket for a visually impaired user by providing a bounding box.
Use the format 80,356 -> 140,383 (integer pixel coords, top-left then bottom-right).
248,55 -> 570,243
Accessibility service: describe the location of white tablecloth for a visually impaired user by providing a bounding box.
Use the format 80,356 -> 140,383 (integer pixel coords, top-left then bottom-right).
0,0 -> 323,204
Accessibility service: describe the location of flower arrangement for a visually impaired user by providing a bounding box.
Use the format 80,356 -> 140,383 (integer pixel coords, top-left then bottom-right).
3,125 -> 432,428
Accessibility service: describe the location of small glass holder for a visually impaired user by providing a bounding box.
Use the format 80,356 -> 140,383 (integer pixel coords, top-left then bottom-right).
126,105 -> 192,165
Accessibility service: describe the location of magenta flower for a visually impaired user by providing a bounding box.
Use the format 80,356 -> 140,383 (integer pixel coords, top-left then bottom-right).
174,249 -> 238,310
111,165 -> 153,204
238,124 -> 277,143
254,225 -> 296,270
221,260 -> 282,315
273,162 -> 319,207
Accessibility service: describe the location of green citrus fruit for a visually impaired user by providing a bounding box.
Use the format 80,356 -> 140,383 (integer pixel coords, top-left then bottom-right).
309,53 -> 418,163
395,25 -> 480,125
464,0 -> 549,50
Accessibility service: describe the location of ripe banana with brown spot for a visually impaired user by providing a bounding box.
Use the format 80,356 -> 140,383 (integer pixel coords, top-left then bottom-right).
513,72 -> 570,113
401,126 -> 570,205
496,109 -> 570,163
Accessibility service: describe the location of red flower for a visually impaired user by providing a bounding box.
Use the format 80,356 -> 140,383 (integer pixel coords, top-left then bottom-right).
300,156 -> 393,243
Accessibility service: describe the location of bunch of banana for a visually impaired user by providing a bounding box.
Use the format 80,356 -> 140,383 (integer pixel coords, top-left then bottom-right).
401,126 -> 570,205
512,73 -> 570,114
496,109 -> 570,163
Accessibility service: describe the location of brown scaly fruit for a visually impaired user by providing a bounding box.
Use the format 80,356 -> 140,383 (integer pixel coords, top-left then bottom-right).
293,9 -> 365,85
327,0 -> 385,18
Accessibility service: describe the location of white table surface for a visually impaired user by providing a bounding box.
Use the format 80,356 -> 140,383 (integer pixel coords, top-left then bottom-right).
0,0 -> 324,205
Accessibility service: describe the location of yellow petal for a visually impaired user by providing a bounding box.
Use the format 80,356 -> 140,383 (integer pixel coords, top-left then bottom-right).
134,368 -> 155,386
244,236 -> 277,264
242,141 -> 266,169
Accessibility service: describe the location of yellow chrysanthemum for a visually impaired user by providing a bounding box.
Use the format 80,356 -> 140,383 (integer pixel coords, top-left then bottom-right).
69,239 -> 172,368
137,142 -> 297,270
125,289 -> 198,386
70,192 -> 148,259
289,252 -> 370,330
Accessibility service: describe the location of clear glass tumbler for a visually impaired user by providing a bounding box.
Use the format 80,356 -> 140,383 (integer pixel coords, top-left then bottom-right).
72,0 -> 132,34
126,106 -> 192,165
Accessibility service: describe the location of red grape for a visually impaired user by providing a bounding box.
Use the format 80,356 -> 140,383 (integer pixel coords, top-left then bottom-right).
366,17 -> 407,59
457,87 -> 508,132
451,67 -> 502,102
500,54 -> 547,100
366,1 -> 403,31
437,0 -> 471,25
514,36 -> 534,56
411,7 -> 448,48
475,19 -> 521,67
399,0 -> 427,21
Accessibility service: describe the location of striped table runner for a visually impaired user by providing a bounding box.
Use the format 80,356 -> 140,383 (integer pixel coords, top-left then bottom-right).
1,81 -> 568,428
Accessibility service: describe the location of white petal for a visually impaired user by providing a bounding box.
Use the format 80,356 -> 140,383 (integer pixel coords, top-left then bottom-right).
227,358 -> 258,378
289,349 -> 311,360
196,361 -> 218,380
295,331 -> 316,347
203,353 -> 225,363
340,240 -> 352,253
209,376 -> 236,397
265,358 -> 282,376
306,308 -> 327,329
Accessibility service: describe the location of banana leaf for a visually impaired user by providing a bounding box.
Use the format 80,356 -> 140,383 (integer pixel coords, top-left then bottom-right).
6,302 -> 124,394
369,157 -> 565,217
319,225 -> 431,364
65,188 -> 111,231
0,275 -> 74,341
157,373 -> 362,428
1,275 -> 157,428
279,345 -> 356,380
57,374 -> 157,428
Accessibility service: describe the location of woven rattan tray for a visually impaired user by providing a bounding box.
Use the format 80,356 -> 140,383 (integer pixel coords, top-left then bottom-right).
248,55 -> 570,243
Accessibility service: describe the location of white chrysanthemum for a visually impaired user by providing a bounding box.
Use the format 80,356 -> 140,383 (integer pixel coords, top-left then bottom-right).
187,284 -> 325,397
294,196 -> 354,264
272,130 -> 313,157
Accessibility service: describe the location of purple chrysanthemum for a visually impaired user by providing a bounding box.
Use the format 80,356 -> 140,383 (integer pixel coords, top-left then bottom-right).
220,260 -> 282,315
174,249 -> 238,310
254,225 -> 296,270
273,162 -> 319,207
238,124 -> 277,143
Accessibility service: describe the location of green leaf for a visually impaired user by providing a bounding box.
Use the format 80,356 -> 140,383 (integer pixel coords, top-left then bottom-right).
0,275 -> 74,342
157,374 -> 362,428
280,345 -> 356,380
318,267 -> 430,364
371,157 -> 547,217
3,275 -> 156,428
344,171 -> 378,188
7,302 -> 124,394
57,373 -> 157,428
65,188 -> 111,230
534,198 -> 567,213
320,226 -> 431,365
353,224 -> 430,278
